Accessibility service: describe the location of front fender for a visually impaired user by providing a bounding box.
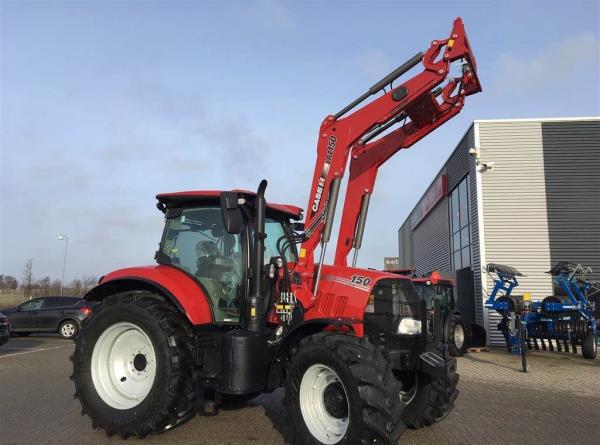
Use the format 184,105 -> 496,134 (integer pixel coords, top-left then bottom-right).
86,264 -> 213,325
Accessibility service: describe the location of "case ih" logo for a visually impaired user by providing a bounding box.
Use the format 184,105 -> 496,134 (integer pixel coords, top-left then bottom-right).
311,135 -> 337,214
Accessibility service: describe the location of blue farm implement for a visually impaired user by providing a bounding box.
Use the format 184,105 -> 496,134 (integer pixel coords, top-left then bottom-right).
484,262 -> 598,372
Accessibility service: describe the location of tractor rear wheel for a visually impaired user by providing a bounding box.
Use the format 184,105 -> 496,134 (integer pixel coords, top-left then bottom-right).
71,292 -> 198,438
285,332 -> 405,445
581,332 -> 597,359
446,315 -> 468,357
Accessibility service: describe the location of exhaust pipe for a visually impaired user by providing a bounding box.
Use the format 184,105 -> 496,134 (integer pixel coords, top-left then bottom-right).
249,179 -> 267,332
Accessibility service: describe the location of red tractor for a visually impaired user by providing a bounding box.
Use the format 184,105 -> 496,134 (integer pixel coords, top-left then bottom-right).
72,18 -> 481,445
388,269 -> 487,356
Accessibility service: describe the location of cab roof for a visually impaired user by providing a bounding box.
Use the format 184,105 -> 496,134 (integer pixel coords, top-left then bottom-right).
156,190 -> 304,220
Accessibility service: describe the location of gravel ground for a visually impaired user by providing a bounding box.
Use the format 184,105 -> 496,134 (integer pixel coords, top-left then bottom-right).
1,335 -> 598,445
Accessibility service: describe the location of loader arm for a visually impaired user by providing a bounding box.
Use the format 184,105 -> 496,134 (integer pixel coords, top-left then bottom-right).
294,17 -> 481,304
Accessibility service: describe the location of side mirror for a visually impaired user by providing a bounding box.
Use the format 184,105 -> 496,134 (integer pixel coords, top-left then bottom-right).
220,192 -> 244,234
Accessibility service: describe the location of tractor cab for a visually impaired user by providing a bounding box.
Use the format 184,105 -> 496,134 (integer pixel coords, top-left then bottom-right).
154,189 -> 302,324
412,272 -> 456,313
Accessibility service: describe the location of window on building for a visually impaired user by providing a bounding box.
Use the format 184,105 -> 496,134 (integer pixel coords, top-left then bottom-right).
450,175 -> 471,269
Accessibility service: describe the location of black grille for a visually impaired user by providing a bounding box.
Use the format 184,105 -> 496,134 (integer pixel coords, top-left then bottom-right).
372,278 -> 420,319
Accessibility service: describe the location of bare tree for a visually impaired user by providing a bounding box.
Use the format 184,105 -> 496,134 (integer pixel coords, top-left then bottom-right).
21,258 -> 34,297
71,278 -> 83,296
37,276 -> 51,292
4,275 -> 18,289
82,275 -> 98,293
51,279 -> 62,294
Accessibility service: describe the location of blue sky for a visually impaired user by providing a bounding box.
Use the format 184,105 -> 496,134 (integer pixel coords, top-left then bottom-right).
1,0 -> 599,283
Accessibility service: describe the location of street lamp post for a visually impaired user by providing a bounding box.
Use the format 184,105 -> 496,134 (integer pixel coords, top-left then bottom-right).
57,235 -> 69,295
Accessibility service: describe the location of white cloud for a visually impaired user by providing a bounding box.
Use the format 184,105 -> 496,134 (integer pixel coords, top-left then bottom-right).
491,33 -> 600,95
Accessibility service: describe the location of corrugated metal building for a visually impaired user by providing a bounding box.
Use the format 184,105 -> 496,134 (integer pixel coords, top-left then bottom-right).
397,117 -> 600,345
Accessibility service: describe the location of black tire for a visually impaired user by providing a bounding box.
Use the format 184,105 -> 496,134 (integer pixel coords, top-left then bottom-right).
541,295 -> 569,317
446,315 -> 468,357
495,295 -> 522,316
581,332 -> 598,359
285,332 -> 405,445
398,346 -> 459,429
71,292 -> 199,439
59,319 -> 79,339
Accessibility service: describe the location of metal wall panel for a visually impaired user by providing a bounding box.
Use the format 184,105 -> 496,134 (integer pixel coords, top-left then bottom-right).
446,126 -> 475,191
397,220 -> 414,268
542,121 -> 600,283
412,197 -> 451,275
479,121 -> 553,345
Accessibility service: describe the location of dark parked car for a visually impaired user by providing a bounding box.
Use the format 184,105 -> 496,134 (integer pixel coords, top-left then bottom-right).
3,296 -> 95,339
0,312 -> 9,345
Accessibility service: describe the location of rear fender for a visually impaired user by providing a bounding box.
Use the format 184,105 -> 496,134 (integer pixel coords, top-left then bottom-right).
85,265 -> 213,325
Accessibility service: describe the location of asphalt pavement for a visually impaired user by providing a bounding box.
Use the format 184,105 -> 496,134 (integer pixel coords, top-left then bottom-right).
1,335 -> 599,445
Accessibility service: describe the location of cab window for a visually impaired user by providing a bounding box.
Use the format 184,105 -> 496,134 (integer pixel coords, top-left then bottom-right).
264,218 -> 297,264
160,207 -> 244,323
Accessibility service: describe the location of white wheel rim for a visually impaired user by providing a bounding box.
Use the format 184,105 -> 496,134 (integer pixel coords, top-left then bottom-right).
299,364 -> 349,444
62,322 -> 76,337
454,324 -> 465,350
91,322 -> 156,410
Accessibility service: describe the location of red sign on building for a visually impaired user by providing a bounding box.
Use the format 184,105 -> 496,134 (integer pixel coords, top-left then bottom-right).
410,174 -> 447,229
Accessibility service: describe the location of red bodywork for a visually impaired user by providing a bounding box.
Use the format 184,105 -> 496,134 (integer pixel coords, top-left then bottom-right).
94,18 -> 480,332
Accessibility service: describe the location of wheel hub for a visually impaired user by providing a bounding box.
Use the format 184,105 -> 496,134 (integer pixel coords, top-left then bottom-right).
91,322 -> 156,410
323,382 -> 348,419
133,353 -> 147,372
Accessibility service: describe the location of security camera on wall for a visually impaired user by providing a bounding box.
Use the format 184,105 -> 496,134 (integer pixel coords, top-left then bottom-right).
479,162 -> 495,172
468,147 -> 479,156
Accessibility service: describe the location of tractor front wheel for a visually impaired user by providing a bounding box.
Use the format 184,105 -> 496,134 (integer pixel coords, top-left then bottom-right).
397,369 -> 459,429
71,292 -> 198,438
285,333 -> 405,445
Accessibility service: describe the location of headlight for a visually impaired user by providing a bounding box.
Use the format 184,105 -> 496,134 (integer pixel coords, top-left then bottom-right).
397,317 -> 421,335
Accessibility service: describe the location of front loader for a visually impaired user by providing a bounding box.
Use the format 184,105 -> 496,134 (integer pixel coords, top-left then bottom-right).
72,18 -> 481,444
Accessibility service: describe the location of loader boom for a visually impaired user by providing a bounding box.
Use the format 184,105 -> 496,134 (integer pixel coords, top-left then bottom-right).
295,18 -> 481,303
